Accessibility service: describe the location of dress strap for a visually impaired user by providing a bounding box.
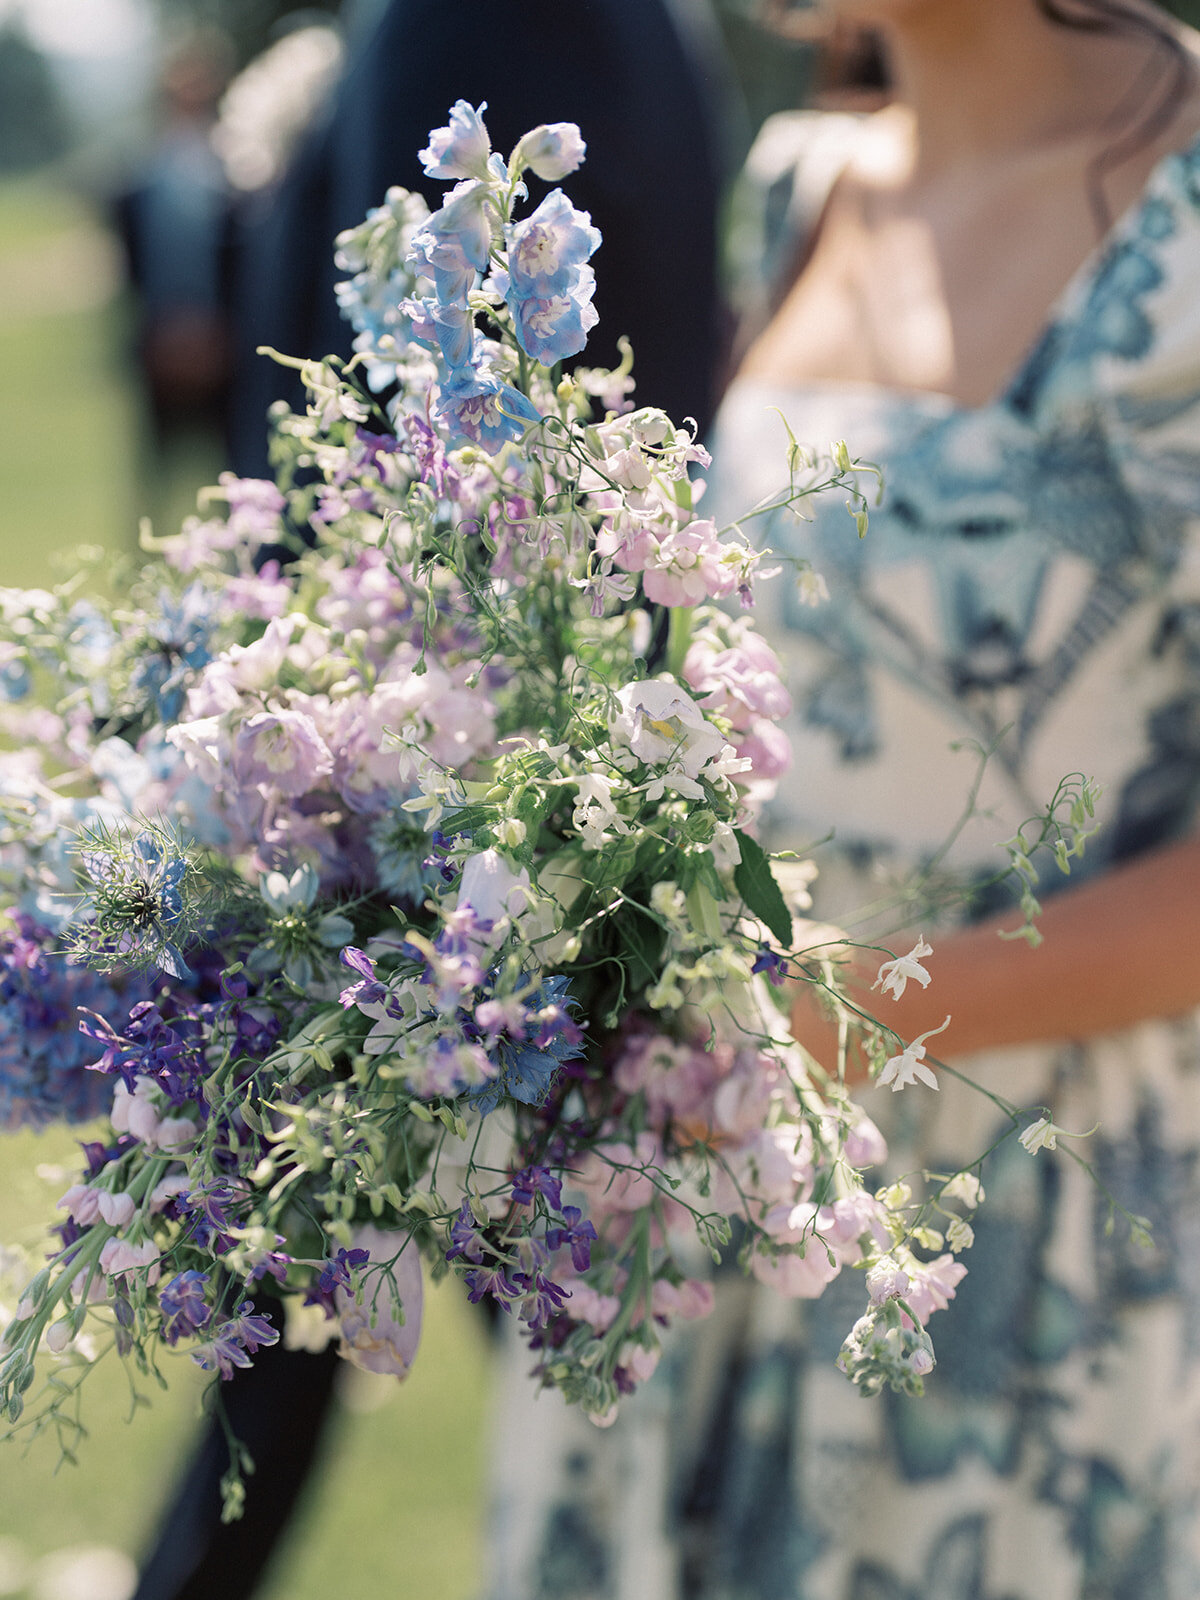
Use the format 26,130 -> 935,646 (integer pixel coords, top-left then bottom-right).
726,109 -> 865,337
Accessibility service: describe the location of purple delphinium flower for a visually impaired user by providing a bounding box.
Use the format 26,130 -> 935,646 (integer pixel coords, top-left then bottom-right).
515,1270 -> 570,1330
445,1201 -> 485,1266
511,1165 -> 563,1210
310,1246 -> 370,1307
159,1270 -> 212,1344
463,1261 -> 523,1308
192,1300 -> 279,1380
0,915 -> 148,1129
181,1183 -> 239,1253
545,1206 -> 597,1274
404,415 -> 453,498
750,946 -> 791,987
338,947 -> 389,1010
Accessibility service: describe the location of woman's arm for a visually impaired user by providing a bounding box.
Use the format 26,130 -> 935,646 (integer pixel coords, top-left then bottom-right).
792,833 -> 1200,1067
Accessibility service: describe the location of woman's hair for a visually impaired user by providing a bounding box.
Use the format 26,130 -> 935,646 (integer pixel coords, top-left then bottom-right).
1035,0 -> 1196,229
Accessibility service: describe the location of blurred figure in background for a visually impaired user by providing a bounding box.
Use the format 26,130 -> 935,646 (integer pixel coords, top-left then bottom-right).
112,30 -> 236,528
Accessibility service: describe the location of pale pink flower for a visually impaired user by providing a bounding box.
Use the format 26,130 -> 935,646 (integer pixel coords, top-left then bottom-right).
57,1184 -> 102,1226
100,1237 -> 161,1281
97,1191 -> 136,1228
902,1253 -> 968,1323
336,1224 -> 423,1379
111,1077 -> 162,1144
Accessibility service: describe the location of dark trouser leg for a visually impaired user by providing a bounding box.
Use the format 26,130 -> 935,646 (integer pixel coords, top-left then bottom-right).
132,1342 -> 342,1600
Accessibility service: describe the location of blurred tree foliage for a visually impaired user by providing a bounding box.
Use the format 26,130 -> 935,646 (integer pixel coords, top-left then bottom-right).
0,24 -> 73,172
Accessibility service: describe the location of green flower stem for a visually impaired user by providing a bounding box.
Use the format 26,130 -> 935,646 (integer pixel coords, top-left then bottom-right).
600,1209 -> 652,1381
664,605 -> 694,681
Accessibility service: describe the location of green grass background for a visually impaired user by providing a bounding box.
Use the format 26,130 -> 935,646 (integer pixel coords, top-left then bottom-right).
0,181 -> 491,1600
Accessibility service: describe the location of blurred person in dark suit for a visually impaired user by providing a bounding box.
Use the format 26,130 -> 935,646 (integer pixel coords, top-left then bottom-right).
113,32 -> 236,521
228,0 -> 736,475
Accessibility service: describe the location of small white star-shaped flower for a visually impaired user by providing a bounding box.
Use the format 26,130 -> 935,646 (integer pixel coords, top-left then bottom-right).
1019,1116 -> 1065,1153
872,937 -> 933,1001
876,1016 -> 951,1093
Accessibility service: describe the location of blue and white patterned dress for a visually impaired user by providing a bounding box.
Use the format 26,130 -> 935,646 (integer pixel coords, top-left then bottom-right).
483,117 -> 1200,1600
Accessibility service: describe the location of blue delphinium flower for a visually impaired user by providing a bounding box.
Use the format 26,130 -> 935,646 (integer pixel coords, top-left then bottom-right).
501,190 -> 601,366
432,363 -> 542,453
419,100 -> 492,182
410,180 -> 495,304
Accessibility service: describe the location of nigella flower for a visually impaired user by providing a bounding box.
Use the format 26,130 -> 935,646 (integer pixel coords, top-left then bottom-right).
471,976 -> 584,1113
74,826 -> 193,979
159,1269 -> 212,1344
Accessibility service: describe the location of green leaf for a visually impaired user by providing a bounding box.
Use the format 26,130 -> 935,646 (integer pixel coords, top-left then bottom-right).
732,829 -> 793,949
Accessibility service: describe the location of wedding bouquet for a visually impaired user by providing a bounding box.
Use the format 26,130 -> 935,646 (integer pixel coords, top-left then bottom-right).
0,103 -> 1095,1503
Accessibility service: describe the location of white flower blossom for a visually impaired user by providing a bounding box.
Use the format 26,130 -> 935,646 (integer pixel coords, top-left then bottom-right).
876,1017 -> 951,1093
1019,1115 -> 1065,1154
872,937 -> 933,1000
940,1171 -> 984,1208
945,1216 -> 975,1253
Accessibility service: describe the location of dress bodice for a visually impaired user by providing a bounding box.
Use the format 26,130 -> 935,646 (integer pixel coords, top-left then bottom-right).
709,121 -> 1200,896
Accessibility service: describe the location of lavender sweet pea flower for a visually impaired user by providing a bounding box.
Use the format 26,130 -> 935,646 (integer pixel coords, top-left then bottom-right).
511,122 -> 586,182
433,364 -> 541,454
419,100 -> 492,180
232,708 -> 334,798
507,190 -> 600,299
